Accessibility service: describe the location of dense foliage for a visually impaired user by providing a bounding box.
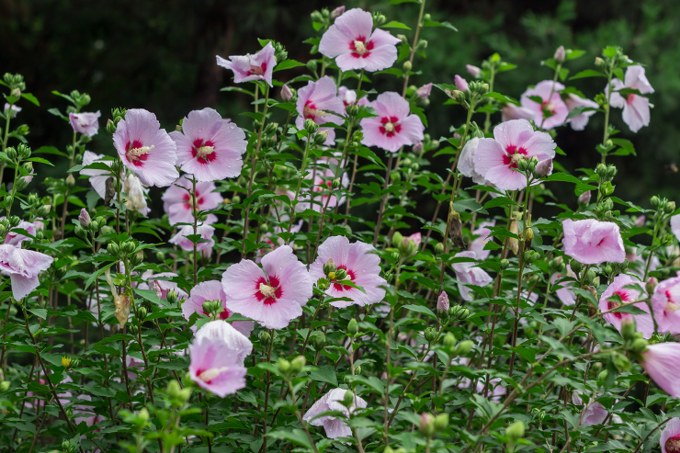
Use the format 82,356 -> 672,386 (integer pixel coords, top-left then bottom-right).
1,1 -> 679,452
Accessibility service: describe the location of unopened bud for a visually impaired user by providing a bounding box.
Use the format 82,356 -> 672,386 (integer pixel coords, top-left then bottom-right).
442,332 -> 457,350
506,421 -> 525,439
281,84 -> 293,101
290,355 -> 306,372
578,191 -> 592,206
342,390 -> 355,406
419,413 -> 435,437
466,64 -> 481,78
78,208 -> 91,228
436,291 -> 450,313
424,327 -> 438,343
454,74 -> 469,92
330,5 -> 346,19
402,61 -> 412,72
347,318 -> 358,336
276,358 -> 291,373
454,340 -> 474,356
66,174 -> 76,186
434,413 -> 449,430
554,46 -> 566,63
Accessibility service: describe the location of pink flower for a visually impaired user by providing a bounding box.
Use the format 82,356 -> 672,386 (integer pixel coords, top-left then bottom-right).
309,236 -> 387,308
295,77 -> 345,145
457,138 -> 490,185
113,109 -> 179,187
189,320 -> 253,397
452,251 -> 492,301
652,275 -> 680,335
319,8 -> 399,72
69,111 -> 100,137
297,162 -> 349,213
579,401 -> 608,426
473,119 -> 556,190
562,219 -> 625,265
501,104 -> 535,122
661,418 -> 680,453
139,271 -> 187,300
169,221 -> 216,258
4,219 -> 43,246
454,75 -> 469,92
216,42 -> 276,87
565,94 -> 598,131
466,64 -> 481,78
182,281 -> 254,336
551,266 -> 577,306
360,92 -> 424,153
0,244 -> 53,300
609,65 -> 654,133
641,342 -> 680,397
520,80 -> 568,129
338,86 -> 369,109
80,151 -> 112,200
469,221 -> 494,260
162,176 -> 223,225
436,291 -> 449,313
303,388 -> 367,439
671,215 -> 680,242
599,274 -> 653,339
170,108 -> 247,182
416,83 -> 433,100
222,245 -> 313,329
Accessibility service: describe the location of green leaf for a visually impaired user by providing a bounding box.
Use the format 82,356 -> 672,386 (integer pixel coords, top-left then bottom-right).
21,92 -> 40,106
382,20 -> 411,31
402,304 -> 436,318
267,429 -> 314,449
570,69 -> 604,80
29,308 -> 47,320
274,59 -> 305,72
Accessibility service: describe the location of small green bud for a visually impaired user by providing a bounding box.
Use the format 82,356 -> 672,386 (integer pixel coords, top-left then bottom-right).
323,259 -> 336,275
402,61 -> 412,72
347,318 -> 359,336
434,413 -> 449,430
442,332 -> 457,350
611,351 -> 631,372
506,420 -> 525,439
290,355 -> 306,372
0,381 -> 10,392
596,369 -> 609,386
418,413 -> 435,437
276,358 -> 291,373
391,232 -> 404,248
500,258 -> 510,270
630,338 -> 649,354
620,320 -> 637,341
454,340 -> 474,356
424,327 -> 438,343
434,242 -> 445,254
304,119 -> 318,133
342,390 -> 355,407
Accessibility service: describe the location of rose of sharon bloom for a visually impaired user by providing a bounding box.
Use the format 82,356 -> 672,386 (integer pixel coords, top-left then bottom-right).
309,236 -> 387,308
671,215 -> 680,242
113,108 -> 179,187
661,418 -> 680,453
551,266 -> 577,306
609,65 -> 654,133
123,173 -> 150,216
80,151 -> 113,200
0,244 -> 53,300
69,111 -> 100,137
297,162 -> 349,212
520,80 -> 568,129
641,342 -> 680,397
170,221 -> 215,258
162,176 -> 223,225
652,275 -> 680,335
182,281 -> 253,336
599,274 -> 653,339
452,251 -> 492,301
139,271 -> 188,300
4,219 -> 43,246
562,219 -> 625,265
338,86 -> 369,109
189,320 -> 253,397
296,77 -> 345,145
501,104 -> 535,122
170,108 -> 247,182
216,42 -> 276,86
319,8 -> 399,72
579,401 -> 608,426
565,94 -> 599,131
469,221 -> 494,260
360,92 -> 424,153
474,119 -> 556,190
222,245 -> 313,329
458,138 -> 491,185
303,388 -> 367,439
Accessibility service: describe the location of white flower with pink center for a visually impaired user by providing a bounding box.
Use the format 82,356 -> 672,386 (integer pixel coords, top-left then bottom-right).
297,162 -> 349,213
113,108 -> 179,187
222,245 -> 313,329
182,280 -> 253,336
309,236 -> 387,308
189,320 -> 253,397
473,119 -> 556,191
598,274 -> 653,339
319,8 -> 400,72
360,92 -> 424,153
295,77 -> 345,145
609,65 -> 654,133
652,274 -> 680,335
170,108 -> 247,182
216,42 -> 276,87
162,176 -> 223,225
519,80 -> 569,129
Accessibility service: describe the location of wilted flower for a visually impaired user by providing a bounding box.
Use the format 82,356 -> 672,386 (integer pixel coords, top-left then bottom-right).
295,77 -> 345,145
189,320 -> 253,397
551,266 -> 577,306
113,108 -> 179,187
222,245 -> 313,329
319,8 -> 399,72
309,236 -> 387,308
182,280 -> 253,336
0,244 -> 53,300
139,271 -> 188,300
520,81 -> 568,129
216,42 -> 276,86
170,108 -> 247,182
599,274 -> 653,339
303,388 -> 367,439
609,65 -> 654,133
360,91 -> 424,152
3,103 -> 21,118
162,176 -> 223,225
579,401 -> 608,426
562,219 -> 625,264
69,111 -> 101,137
652,275 -> 680,335
123,173 -> 150,216
473,119 -> 556,190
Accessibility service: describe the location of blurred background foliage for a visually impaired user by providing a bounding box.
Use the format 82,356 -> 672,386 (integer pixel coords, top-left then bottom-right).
1,0 -> 677,204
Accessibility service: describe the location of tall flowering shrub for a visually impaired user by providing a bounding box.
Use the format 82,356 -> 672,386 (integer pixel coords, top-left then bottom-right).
0,3 -> 678,452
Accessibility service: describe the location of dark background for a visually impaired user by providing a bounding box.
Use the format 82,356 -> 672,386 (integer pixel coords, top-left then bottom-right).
1,0 -> 677,203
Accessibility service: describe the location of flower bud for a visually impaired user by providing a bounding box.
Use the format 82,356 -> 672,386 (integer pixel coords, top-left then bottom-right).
391,232 -> 404,248
61,356 -> 73,368
424,327 -> 438,343
646,277 -> 658,294
78,208 -> 91,228
611,351 -> 631,372
434,242 -> 444,254
442,332 -> 457,350
534,158 -> 552,178
506,421 -> 525,439
418,413 -> 435,437
465,64 -> 481,78
436,291 -> 450,313
281,84 -> 294,101
342,389 -> 355,407
304,119 -> 318,134
330,5 -> 346,19
630,338 -> 649,354
594,57 -> 605,67
434,413 -> 449,430
258,330 -> 271,343
508,220 -> 520,255
454,340 -> 474,356
202,300 -> 223,319
554,46 -> 566,63
402,61 -> 412,72
66,174 -> 76,186
0,381 -> 9,392
454,74 -> 469,92
620,319 -> 637,341
449,305 -> 470,321
276,358 -> 291,373
416,83 -> 432,101
290,355 -> 306,372
347,318 -> 358,336
578,190 -> 592,206
599,181 -> 615,197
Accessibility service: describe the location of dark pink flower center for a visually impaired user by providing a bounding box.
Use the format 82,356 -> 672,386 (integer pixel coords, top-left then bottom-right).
332,265 -> 356,291
349,36 -> 374,58
540,99 -> 556,118
125,139 -> 150,167
248,62 -> 267,76
502,145 -> 528,169
303,100 -> 320,121
666,435 -> 680,453
255,275 -> 283,305
607,290 -> 630,320
379,116 -> 401,137
313,179 -> 333,193
219,308 -> 231,320
626,93 -> 637,105
191,138 -> 217,165
182,191 -> 204,210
